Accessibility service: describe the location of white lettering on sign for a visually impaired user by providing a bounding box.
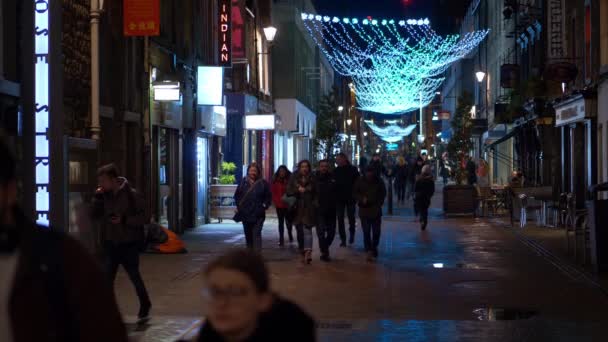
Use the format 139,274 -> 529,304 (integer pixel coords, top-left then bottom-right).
218,0 -> 231,66
34,0 -> 50,226
547,0 -> 566,59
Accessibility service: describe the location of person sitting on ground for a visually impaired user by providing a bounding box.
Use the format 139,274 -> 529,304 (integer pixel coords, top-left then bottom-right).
194,249 -> 316,342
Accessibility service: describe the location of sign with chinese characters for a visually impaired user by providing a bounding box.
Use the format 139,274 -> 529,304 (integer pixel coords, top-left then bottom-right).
34,0 -> 51,226
124,0 -> 160,36
547,0 -> 566,59
218,0 -> 232,66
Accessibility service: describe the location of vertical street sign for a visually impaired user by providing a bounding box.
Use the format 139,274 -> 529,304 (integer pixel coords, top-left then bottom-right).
34,0 -> 51,226
218,0 -> 232,66
124,0 -> 160,36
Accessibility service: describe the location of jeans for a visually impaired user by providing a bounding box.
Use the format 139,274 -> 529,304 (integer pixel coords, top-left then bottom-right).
337,200 -> 356,242
104,241 -> 151,308
243,218 -> 264,251
419,204 -> 429,226
298,224 -> 314,251
395,183 -> 406,202
360,216 -> 382,254
317,211 -> 336,255
276,208 -> 293,242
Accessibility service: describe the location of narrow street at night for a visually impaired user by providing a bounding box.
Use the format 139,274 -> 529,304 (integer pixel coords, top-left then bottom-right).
118,186 -> 608,341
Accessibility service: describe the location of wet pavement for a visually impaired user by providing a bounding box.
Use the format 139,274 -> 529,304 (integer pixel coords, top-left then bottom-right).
115,183 -> 608,341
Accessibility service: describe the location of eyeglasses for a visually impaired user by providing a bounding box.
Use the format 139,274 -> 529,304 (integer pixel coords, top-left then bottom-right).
202,286 -> 253,302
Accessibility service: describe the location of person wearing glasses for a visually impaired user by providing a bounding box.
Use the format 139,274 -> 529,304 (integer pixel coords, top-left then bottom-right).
194,249 -> 316,341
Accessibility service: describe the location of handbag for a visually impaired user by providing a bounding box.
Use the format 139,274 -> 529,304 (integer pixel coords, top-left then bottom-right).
233,180 -> 261,222
281,193 -> 297,209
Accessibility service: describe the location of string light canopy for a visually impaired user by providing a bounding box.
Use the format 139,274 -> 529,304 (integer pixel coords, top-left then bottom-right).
302,13 -> 489,115
364,120 -> 417,142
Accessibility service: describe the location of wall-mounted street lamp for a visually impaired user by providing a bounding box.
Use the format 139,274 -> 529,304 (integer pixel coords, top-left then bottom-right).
263,26 -> 277,43
476,71 -> 486,83
363,131 -> 368,137
338,106 -> 344,112
346,118 -> 353,126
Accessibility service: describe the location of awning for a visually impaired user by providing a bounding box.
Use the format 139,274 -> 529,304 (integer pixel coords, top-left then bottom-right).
484,126 -> 519,150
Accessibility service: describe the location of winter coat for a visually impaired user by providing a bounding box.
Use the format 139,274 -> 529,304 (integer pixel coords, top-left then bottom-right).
195,295 -> 316,342
9,208 -> 128,342
353,175 -> 387,219
466,160 -> 477,185
414,174 -> 435,209
234,178 -> 272,223
314,171 -> 337,215
393,164 -> 408,186
286,172 -> 317,226
92,177 -> 147,244
334,164 -> 359,202
271,178 -> 290,209
369,160 -> 386,178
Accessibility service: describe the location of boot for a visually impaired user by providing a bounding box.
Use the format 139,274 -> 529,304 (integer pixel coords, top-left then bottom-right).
305,250 -> 312,264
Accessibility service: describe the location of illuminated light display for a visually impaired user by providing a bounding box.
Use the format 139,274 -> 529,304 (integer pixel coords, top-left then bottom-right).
302,13 -> 488,114
364,120 -> 417,142
34,0 -> 51,226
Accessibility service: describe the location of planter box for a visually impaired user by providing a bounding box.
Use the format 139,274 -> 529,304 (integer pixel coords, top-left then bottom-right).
210,184 -> 237,219
443,184 -> 476,217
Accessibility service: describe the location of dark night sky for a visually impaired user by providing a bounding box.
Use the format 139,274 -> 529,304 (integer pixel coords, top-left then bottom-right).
311,0 -> 470,35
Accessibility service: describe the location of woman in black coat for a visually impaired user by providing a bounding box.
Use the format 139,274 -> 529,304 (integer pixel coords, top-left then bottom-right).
234,164 -> 272,251
414,165 -> 435,231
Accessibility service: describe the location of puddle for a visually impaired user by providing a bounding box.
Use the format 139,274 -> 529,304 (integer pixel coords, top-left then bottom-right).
473,307 -> 538,321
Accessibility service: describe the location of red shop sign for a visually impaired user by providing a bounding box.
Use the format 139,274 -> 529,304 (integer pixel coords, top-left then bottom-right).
124,0 -> 160,36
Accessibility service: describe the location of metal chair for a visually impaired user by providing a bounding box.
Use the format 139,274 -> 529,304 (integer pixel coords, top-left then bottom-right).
476,186 -> 498,217
518,194 -> 542,228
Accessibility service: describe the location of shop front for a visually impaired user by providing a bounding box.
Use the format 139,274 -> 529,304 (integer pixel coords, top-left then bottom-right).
554,93 -> 597,208
274,99 -> 316,171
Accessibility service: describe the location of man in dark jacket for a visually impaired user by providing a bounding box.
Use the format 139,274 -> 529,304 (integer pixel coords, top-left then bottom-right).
334,153 -> 360,246
0,138 -> 127,341
93,163 -> 151,321
415,165 -> 436,230
315,160 -> 337,262
369,153 -> 386,178
353,166 -> 387,262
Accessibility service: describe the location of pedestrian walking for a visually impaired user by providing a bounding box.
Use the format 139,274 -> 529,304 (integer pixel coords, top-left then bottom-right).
415,165 -> 436,231
393,156 -> 408,204
315,160 -> 337,262
92,163 -> 152,321
271,165 -> 294,246
334,153 -> 359,246
234,164 -> 272,251
287,160 -> 317,264
0,138 -> 128,342
353,166 -> 387,262
466,156 -> 477,185
194,249 -> 316,342
369,153 -> 386,178
440,152 -> 451,187
406,156 -> 417,200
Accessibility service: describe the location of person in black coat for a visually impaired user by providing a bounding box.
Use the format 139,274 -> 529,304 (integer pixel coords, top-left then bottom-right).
234,164 -> 272,251
334,153 -> 359,246
415,165 -> 436,231
353,166 -> 387,261
314,160 -> 337,262
195,249 -> 316,342
466,156 -> 477,185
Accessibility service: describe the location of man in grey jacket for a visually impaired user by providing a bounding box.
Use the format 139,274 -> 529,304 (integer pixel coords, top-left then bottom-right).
93,163 -> 151,321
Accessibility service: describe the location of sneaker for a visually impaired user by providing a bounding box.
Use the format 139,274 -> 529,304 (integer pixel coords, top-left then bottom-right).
421,222 -> 427,231
320,254 -> 331,262
372,249 -> 379,258
349,234 -> 355,245
366,251 -> 374,262
340,241 -> 346,247
137,302 -> 151,321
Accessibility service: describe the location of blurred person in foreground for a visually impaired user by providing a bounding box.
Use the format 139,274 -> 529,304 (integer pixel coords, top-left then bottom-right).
0,137 -> 127,341
194,249 -> 316,342
414,165 -> 436,231
353,166 -> 387,262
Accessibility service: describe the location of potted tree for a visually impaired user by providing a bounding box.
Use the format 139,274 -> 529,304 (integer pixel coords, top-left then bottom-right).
443,92 -> 477,216
210,162 -> 238,221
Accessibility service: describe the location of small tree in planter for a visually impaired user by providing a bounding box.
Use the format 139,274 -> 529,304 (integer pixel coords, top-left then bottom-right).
219,162 -> 237,184
446,92 -> 474,184
444,92 -> 477,216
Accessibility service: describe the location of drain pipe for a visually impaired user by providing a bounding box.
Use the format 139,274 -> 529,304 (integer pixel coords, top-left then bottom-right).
90,0 -> 103,140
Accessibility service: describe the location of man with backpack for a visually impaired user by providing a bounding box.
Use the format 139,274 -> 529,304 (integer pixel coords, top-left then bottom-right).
0,137 -> 127,341
93,163 -> 152,321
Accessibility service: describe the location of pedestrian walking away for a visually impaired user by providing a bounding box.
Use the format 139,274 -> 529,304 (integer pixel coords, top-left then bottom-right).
315,160 -> 337,262
334,153 -> 360,246
353,166 -> 387,262
194,249 -> 317,342
234,164 -> 272,252
415,165 -> 436,231
271,165 -> 295,246
393,156 -> 408,204
287,160 -> 317,264
0,137 -> 128,342
92,163 -> 152,321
